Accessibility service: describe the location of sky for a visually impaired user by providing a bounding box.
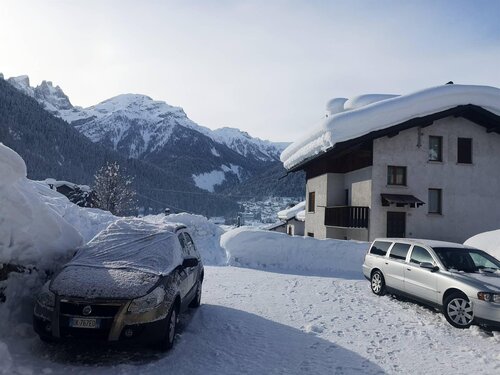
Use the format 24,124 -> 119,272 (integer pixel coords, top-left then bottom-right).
1,0 -> 500,142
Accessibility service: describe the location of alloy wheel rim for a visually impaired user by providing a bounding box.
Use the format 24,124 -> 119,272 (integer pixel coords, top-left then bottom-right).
447,298 -> 473,326
372,274 -> 381,293
169,310 -> 176,342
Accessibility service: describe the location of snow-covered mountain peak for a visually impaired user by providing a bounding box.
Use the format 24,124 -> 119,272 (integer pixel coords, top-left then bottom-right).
87,93 -> 186,120
34,80 -> 73,112
211,127 -> 284,161
7,74 -> 288,162
7,75 -> 34,97
6,75 -> 72,114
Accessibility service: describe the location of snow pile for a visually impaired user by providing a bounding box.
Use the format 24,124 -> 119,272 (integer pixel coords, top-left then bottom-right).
464,230 -> 500,259
277,201 -> 305,221
145,213 -> 227,265
282,84 -> 500,169
32,181 -> 116,242
222,227 -> 368,276
0,143 -> 83,268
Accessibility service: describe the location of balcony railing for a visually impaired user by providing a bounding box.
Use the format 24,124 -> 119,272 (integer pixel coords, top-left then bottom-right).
324,206 -> 369,228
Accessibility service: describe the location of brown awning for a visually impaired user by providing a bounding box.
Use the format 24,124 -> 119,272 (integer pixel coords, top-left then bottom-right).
381,194 -> 425,208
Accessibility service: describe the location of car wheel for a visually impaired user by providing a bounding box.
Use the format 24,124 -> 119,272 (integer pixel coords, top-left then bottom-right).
370,270 -> 386,296
444,293 -> 474,329
189,280 -> 202,308
159,304 -> 178,351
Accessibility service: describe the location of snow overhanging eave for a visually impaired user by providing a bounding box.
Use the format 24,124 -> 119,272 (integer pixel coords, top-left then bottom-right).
284,104 -> 500,172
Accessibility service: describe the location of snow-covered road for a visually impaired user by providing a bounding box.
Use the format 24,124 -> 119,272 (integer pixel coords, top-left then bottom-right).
4,266 -> 499,374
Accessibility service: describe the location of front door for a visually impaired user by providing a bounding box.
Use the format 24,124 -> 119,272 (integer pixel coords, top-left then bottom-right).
387,212 -> 406,237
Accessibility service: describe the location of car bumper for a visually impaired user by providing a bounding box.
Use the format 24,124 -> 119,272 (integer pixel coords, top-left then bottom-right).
362,264 -> 371,280
33,297 -> 172,344
472,298 -> 500,327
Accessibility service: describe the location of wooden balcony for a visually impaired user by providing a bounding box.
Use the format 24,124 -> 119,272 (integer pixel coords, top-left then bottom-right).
324,206 -> 369,229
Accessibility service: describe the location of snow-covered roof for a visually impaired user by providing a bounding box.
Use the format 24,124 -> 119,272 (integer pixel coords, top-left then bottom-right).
278,201 -> 306,221
43,178 -> 91,192
281,84 -> 500,170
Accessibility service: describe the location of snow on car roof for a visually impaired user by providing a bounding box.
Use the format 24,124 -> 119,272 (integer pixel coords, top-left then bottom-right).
67,218 -> 185,276
373,238 -> 472,249
281,84 -> 500,170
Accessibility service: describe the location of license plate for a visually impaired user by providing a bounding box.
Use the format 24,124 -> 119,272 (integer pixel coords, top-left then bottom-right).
69,318 -> 100,329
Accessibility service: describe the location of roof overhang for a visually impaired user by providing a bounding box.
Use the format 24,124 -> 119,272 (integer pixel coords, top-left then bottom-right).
381,194 -> 425,208
286,104 -> 500,173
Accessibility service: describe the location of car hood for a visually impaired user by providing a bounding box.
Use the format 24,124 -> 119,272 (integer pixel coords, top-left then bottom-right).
450,270 -> 500,292
50,265 -> 160,299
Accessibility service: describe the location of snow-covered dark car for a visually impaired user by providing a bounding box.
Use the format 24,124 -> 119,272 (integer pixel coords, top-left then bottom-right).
33,219 -> 204,350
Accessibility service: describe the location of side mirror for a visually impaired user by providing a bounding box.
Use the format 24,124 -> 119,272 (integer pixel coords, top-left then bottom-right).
182,258 -> 199,268
420,262 -> 439,272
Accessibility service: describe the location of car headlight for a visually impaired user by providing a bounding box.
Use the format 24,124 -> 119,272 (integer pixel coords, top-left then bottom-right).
128,286 -> 165,314
36,281 -> 55,309
477,292 -> 500,303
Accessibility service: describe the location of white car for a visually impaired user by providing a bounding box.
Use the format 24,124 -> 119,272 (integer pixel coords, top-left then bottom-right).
362,238 -> 500,329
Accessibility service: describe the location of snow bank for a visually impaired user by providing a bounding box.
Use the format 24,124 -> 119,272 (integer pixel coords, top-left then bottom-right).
464,230 -> 500,259
282,84 -> 500,169
222,227 -> 368,277
145,213 -> 227,265
32,181 -> 116,242
0,143 -> 83,268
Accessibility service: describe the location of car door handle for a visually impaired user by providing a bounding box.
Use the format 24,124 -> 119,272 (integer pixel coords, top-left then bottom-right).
385,262 -> 389,265
406,268 -> 411,271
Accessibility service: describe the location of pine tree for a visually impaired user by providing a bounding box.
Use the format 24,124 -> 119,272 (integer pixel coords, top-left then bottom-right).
93,162 -> 136,215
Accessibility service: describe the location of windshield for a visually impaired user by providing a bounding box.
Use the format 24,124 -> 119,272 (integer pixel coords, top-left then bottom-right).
433,247 -> 500,273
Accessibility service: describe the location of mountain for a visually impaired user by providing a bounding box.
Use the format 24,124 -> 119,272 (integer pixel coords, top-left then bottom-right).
0,77 -> 240,217
4,74 -> 304,203
8,78 -> 286,164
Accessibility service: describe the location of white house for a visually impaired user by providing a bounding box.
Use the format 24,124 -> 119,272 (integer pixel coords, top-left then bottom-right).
280,84 -> 500,243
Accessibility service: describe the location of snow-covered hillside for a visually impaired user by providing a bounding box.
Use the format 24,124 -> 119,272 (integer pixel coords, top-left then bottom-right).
5,75 -> 285,162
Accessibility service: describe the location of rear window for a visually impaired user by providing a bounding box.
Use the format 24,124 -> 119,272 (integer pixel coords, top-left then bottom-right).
370,241 -> 392,256
389,243 -> 411,261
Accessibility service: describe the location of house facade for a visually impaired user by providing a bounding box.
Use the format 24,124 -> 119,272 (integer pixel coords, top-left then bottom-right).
282,85 -> 500,243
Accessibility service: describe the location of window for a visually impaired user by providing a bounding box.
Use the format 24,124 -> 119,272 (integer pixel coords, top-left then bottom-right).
369,241 -> 392,256
410,246 -> 434,265
308,192 -> 315,212
457,138 -> 472,164
307,232 -> 314,237
428,189 -> 442,214
389,243 -> 411,261
344,189 -> 349,206
387,166 -> 407,186
429,136 -> 443,161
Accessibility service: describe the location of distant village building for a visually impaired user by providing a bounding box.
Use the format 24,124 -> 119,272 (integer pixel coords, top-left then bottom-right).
269,201 -> 305,236
281,84 -> 500,243
44,178 -> 97,208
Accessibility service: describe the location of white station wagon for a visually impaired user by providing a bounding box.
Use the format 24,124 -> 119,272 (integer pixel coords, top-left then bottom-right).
362,238 -> 500,329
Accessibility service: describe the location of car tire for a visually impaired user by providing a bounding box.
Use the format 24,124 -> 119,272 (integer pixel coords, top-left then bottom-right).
159,303 -> 178,351
370,270 -> 386,296
189,280 -> 202,308
443,293 -> 474,329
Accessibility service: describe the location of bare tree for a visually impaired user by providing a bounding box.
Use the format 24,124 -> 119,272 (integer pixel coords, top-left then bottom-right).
93,162 -> 136,215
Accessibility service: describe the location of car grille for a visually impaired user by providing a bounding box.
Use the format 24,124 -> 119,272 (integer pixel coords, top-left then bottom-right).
58,300 -> 123,340
60,301 -> 121,317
